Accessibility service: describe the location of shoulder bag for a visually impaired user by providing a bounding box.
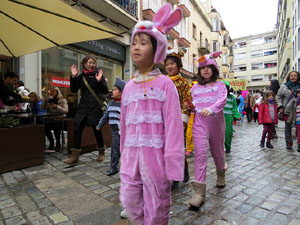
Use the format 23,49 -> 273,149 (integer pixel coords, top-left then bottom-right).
82,76 -> 108,111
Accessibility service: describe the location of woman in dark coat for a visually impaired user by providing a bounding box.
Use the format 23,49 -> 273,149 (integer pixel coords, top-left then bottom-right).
64,56 -> 109,165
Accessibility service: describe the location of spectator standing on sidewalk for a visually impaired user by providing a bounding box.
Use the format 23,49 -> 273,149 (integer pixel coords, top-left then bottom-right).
64,56 -> 109,165
276,71 -> 300,150
269,79 -> 280,139
245,90 -> 255,122
96,77 -> 125,176
236,90 -> 245,124
284,89 -> 300,152
258,91 -> 278,148
119,4 -> 184,224
188,51 -> 227,209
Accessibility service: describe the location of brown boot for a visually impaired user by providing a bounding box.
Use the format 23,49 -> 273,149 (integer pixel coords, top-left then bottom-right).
188,181 -> 206,208
216,169 -> 226,187
97,147 -> 105,162
64,148 -> 81,165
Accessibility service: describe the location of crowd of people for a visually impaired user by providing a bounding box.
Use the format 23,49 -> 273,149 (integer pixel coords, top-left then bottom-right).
3,3 -> 300,225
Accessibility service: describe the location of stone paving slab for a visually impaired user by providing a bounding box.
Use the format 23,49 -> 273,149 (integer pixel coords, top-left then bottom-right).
2,121 -> 300,224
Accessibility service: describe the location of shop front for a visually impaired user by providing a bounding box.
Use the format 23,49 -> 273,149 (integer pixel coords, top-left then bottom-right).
41,39 -> 126,116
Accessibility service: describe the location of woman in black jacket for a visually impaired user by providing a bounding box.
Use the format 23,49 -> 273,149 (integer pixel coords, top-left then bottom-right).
64,56 -> 109,165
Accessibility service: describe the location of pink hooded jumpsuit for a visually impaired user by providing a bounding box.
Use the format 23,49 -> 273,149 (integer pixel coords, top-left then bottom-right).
191,81 -> 227,183
120,70 -> 184,225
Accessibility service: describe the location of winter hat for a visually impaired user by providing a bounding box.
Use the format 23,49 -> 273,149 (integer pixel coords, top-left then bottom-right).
131,3 -> 182,64
196,51 -> 222,72
166,46 -> 185,68
114,77 -> 126,92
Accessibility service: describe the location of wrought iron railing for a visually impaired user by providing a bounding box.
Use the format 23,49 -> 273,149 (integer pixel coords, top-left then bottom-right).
111,0 -> 138,18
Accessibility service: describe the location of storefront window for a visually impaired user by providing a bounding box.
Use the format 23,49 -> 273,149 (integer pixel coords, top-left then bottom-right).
42,47 -> 78,115
42,47 -> 123,116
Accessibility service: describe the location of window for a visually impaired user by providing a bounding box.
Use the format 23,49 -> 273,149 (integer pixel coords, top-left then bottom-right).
298,28 -> 300,51
234,52 -> 246,60
264,48 -> 277,56
230,63 -> 233,72
251,38 -> 264,45
264,36 -> 276,43
229,46 -> 233,55
212,18 -> 217,32
251,74 -> 264,82
223,74 -> 227,78
298,0 -> 300,21
223,34 -> 228,46
251,63 -> 264,70
213,41 -> 217,52
234,41 -> 246,48
264,62 -> 277,68
222,54 -> 228,65
199,31 -> 202,46
234,64 -> 247,72
298,58 -> 300,72
251,50 -> 263,57
193,23 -> 197,40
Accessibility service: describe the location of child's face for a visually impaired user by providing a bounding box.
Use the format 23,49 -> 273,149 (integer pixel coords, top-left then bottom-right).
165,58 -> 179,76
297,92 -> 300,98
200,66 -> 213,81
268,95 -> 274,100
131,34 -> 154,69
112,86 -> 121,99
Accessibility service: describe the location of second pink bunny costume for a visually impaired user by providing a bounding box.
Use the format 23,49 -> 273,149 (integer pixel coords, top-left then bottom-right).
120,3 -> 184,225
192,51 -> 227,183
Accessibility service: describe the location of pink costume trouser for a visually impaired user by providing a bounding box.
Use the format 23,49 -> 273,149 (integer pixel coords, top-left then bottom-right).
193,113 -> 226,183
120,146 -> 171,225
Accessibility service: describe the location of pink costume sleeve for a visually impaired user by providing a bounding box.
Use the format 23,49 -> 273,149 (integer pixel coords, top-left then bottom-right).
209,82 -> 227,114
163,82 -> 185,181
120,87 -> 127,155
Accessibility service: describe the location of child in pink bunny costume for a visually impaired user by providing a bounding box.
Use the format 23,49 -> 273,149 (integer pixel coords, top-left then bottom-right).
119,4 -> 184,225
188,52 -> 228,208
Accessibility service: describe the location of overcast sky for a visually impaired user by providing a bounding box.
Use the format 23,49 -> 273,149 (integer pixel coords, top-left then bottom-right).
209,0 -> 278,39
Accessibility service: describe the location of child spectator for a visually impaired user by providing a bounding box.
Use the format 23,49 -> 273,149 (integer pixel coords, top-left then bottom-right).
188,51 -> 227,209
96,78 -> 125,176
119,4 -> 183,224
258,91 -> 278,148
284,89 -> 300,152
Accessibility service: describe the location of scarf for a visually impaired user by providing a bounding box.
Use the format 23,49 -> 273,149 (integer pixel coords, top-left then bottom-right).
168,74 -> 181,81
83,68 -> 97,76
268,99 -> 274,104
285,81 -> 300,97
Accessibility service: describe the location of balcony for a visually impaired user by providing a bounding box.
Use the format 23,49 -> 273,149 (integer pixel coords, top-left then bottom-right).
142,8 -> 155,20
197,41 -> 210,55
168,0 -> 179,4
168,28 -> 180,40
142,0 -> 161,20
178,0 -> 190,17
78,0 -> 138,29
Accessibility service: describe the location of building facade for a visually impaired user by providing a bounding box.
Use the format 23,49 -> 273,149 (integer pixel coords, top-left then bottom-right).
277,0 -> 293,84
233,31 -> 278,92
291,0 -> 300,77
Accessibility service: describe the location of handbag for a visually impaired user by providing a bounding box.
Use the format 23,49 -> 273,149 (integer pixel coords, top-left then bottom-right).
278,111 -> 284,121
82,76 -> 108,111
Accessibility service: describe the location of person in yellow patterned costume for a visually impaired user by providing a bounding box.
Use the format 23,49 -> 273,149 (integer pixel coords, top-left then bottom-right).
185,81 -> 197,157
165,47 -> 192,189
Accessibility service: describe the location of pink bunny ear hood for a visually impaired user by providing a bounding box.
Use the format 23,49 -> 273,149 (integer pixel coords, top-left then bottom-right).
131,3 -> 182,64
196,51 -> 222,72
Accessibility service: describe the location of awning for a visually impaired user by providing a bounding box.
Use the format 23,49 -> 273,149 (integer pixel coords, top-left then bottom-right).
0,0 -> 121,57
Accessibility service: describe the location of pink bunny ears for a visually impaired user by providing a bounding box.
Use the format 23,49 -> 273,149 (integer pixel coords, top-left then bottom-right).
131,3 -> 183,64
195,51 -> 222,71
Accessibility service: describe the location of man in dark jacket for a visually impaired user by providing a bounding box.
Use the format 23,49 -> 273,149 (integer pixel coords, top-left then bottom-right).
0,72 -> 22,106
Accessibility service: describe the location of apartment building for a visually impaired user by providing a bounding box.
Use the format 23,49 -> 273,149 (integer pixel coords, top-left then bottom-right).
277,0 -> 293,84
291,0 -> 300,77
203,2 -> 234,79
233,31 -> 278,92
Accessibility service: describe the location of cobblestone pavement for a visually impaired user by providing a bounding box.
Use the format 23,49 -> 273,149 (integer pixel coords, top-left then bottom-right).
2,121 -> 300,225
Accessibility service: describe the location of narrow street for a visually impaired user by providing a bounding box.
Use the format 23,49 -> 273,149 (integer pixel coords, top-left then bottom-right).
1,121 -> 300,225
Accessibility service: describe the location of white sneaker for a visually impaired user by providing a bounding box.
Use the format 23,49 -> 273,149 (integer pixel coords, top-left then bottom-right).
120,207 -> 129,219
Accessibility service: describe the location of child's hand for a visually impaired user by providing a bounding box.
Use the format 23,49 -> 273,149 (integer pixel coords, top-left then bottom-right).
200,108 -> 211,117
70,64 -> 79,78
96,69 -> 103,81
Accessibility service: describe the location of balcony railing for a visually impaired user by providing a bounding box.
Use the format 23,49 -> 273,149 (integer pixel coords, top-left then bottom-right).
111,0 -> 138,18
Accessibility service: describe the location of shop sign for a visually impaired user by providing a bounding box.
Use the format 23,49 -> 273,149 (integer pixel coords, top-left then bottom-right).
72,39 -> 126,62
51,76 -> 70,88
224,79 -> 247,91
